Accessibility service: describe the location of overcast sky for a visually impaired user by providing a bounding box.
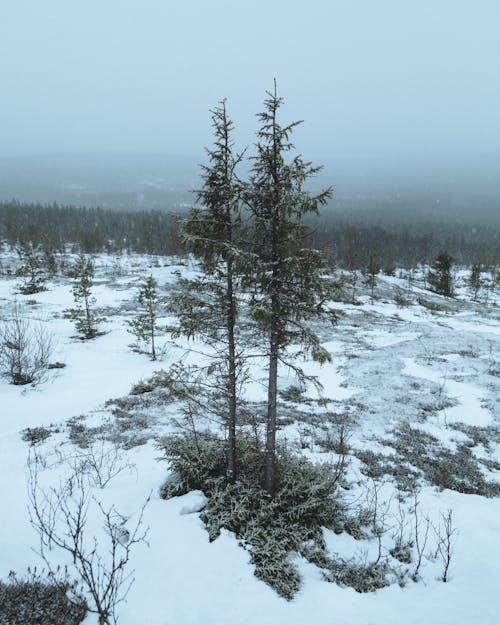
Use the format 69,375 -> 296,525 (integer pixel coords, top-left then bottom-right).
1,0 -> 499,163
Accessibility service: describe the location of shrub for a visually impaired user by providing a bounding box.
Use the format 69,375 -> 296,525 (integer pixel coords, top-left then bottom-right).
0,303 -> 55,386
22,426 -> 53,446
325,560 -> 391,593
383,424 -> 500,497
159,432 -> 342,598
0,569 -> 87,625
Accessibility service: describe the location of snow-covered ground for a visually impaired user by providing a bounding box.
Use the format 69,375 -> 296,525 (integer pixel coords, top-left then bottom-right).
0,254 -> 499,625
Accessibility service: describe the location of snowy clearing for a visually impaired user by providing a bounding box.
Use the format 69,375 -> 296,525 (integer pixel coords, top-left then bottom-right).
0,253 -> 499,625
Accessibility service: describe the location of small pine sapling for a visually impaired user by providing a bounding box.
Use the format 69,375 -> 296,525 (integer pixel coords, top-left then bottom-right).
65,255 -> 103,339
127,275 -> 161,360
363,255 -> 380,301
428,251 -> 454,297
467,263 -> 483,302
16,243 -> 48,294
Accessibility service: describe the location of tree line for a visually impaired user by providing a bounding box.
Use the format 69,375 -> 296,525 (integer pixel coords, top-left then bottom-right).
0,201 -> 182,256
0,201 -> 497,270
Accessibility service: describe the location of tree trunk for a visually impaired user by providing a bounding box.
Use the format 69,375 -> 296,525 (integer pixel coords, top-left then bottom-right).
150,322 -> 156,360
226,263 -> 237,483
264,317 -> 279,494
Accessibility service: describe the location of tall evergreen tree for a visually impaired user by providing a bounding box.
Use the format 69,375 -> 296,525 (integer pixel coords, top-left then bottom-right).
244,83 -> 334,494
168,100 -> 245,483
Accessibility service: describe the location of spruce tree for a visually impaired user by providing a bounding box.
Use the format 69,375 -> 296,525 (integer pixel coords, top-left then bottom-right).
468,263 -> 483,302
128,275 -> 161,360
428,251 -> 454,297
167,100 -> 244,483
65,255 -> 103,339
363,254 -> 380,301
244,83 -> 334,494
16,243 -> 48,294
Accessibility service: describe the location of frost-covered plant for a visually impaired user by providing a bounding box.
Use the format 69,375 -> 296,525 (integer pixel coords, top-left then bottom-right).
22,426 -> 54,446
159,432 -> 344,599
387,424 -> 500,497
0,568 -> 87,625
324,560 -> 391,593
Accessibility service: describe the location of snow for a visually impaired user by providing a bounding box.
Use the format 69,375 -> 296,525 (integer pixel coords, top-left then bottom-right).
0,256 -> 499,625
402,357 -> 493,426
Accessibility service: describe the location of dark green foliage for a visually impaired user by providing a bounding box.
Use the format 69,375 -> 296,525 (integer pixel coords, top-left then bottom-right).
159,432 -> 342,598
428,251 -> 454,297
64,255 -> 103,339
0,570 -> 87,625
244,84 -> 335,493
467,263 -> 483,301
0,200 -> 182,256
169,100 -> 244,483
0,200 -> 498,269
15,243 -> 48,294
127,275 -> 161,359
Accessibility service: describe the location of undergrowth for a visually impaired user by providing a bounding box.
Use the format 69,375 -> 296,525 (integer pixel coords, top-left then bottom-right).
356,423 -> 500,497
0,569 -> 87,625
158,432 -> 392,598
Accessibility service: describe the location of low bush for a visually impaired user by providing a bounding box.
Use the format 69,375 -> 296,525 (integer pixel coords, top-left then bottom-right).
21,426 -> 53,446
159,432 -> 343,599
324,560 -> 391,593
380,424 -> 500,497
0,304 -> 55,386
0,569 -> 87,625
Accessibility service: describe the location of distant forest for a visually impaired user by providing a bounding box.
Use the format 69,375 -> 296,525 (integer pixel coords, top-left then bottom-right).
0,199 -> 498,269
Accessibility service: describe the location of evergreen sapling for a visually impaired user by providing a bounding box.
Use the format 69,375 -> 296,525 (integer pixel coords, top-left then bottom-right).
65,255 -> 103,339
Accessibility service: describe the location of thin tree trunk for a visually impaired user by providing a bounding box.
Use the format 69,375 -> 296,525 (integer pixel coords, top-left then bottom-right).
264,313 -> 279,494
84,293 -> 91,338
150,319 -> 156,360
264,94 -> 281,496
226,266 -> 237,483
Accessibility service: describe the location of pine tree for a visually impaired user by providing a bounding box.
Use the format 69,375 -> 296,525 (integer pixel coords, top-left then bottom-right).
16,243 -> 48,294
244,83 -> 334,494
363,254 -> 380,301
428,251 -> 454,297
167,100 -> 245,483
468,263 -> 483,302
65,255 -> 103,339
128,275 -> 161,360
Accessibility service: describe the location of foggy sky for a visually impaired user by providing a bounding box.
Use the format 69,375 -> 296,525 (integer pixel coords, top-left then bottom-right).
1,0 -> 499,163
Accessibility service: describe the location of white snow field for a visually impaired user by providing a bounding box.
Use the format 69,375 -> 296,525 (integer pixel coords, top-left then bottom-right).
0,254 -> 499,625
